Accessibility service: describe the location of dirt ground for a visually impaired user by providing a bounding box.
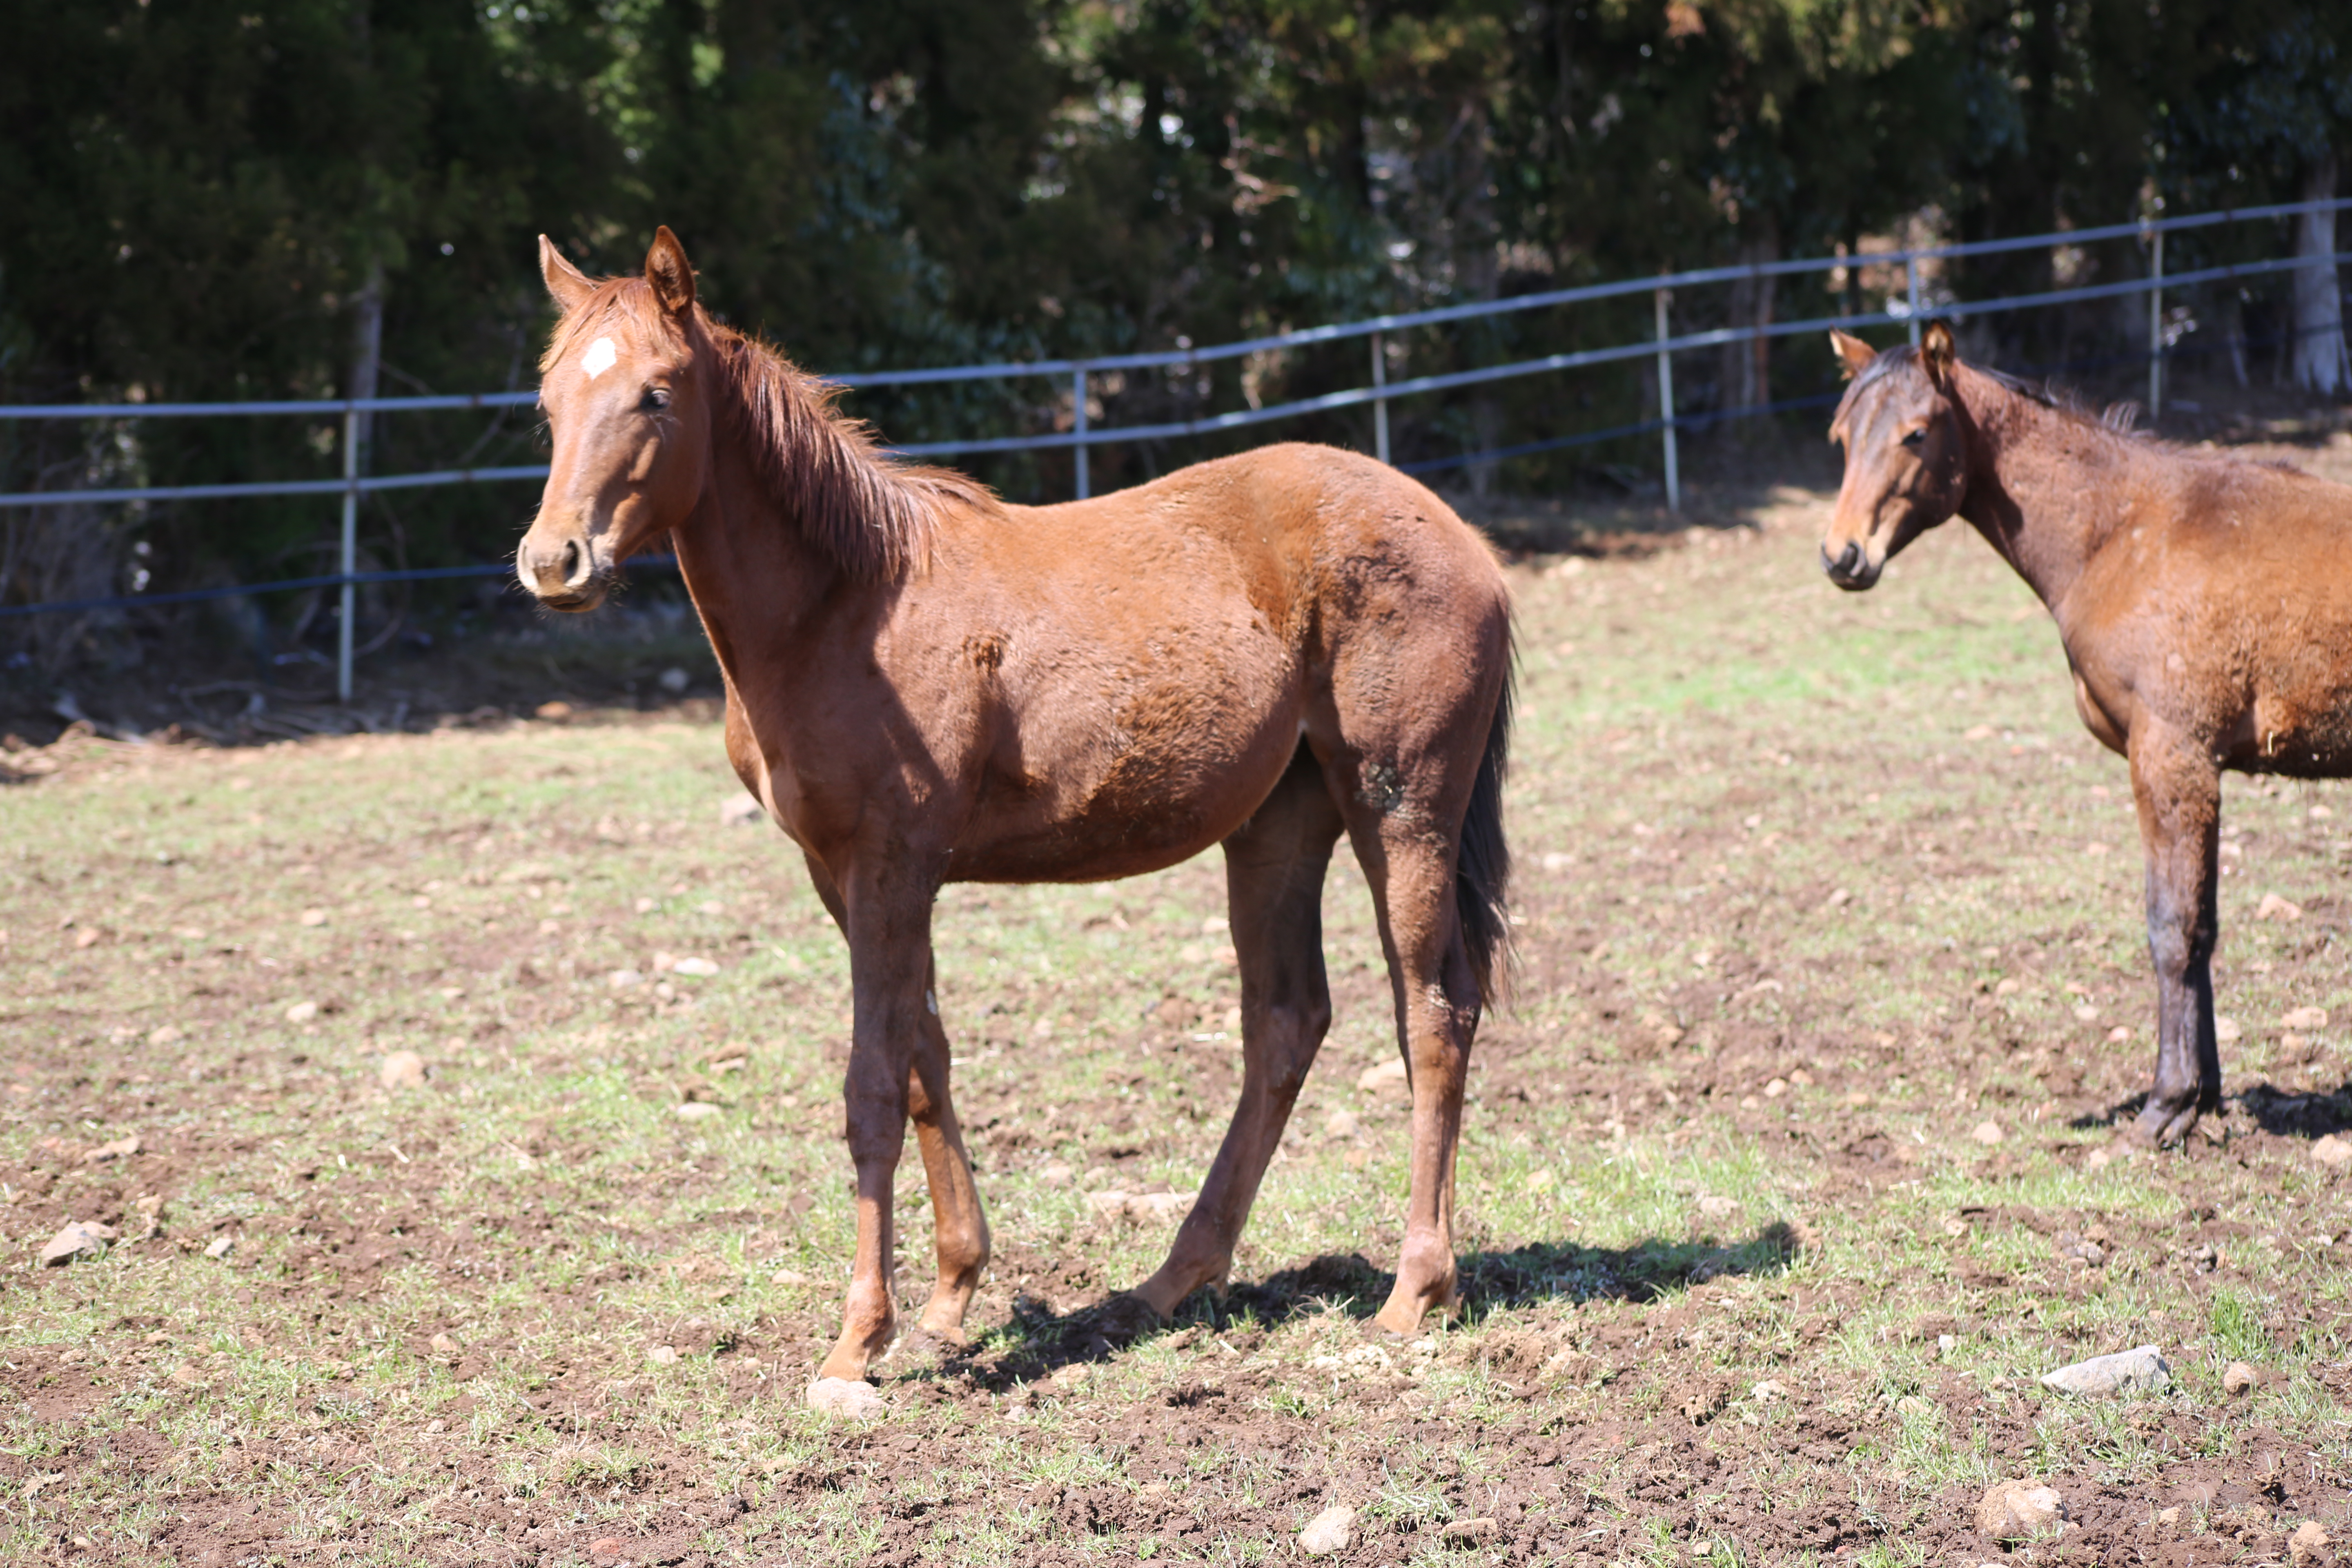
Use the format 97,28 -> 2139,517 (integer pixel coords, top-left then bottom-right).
3,424 -> 2352,1566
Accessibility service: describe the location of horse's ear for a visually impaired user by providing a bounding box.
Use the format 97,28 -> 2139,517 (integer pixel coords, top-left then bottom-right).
1920,319 -> 1958,390
1829,329 -> 1877,380
539,236 -> 596,315
645,226 -> 697,315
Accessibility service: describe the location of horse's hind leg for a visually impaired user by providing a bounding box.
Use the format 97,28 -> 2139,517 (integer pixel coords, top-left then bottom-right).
1127,748 -> 1343,1321
1352,817 -> 1482,1335
903,949 -> 990,1346
2128,732 -> 2223,1145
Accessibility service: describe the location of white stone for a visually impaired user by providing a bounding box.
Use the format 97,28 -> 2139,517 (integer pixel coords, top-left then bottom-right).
1976,1479 -> 2067,1541
2040,1345 -> 2169,1397
1298,1505 -> 1355,1557
807,1377 -> 884,1420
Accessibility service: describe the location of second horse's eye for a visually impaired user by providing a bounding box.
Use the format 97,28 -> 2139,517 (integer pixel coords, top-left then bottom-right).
1901,427 -> 1926,448
641,385 -> 670,413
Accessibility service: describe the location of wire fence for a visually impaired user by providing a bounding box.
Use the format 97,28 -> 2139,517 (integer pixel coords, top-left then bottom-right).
4,196 -> 2348,699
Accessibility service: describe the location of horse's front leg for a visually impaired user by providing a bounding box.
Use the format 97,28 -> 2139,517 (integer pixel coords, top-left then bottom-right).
902,949 -> 990,1348
2128,731 -> 2222,1145
816,880 -> 938,1384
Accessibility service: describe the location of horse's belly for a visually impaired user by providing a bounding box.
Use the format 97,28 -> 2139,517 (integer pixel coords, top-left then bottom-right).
949,701 -> 1305,884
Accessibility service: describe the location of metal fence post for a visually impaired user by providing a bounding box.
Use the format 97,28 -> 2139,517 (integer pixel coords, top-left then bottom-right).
1906,256 -> 1922,347
336,404 -> 359,702
1371,330 -> 1390,465
1655,287 -> 1679,514
1072,365 -> 1090,500
2148,227 -> 2165,419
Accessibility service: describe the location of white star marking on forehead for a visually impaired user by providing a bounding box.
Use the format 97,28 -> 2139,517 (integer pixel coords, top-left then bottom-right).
581,337 -> 618,380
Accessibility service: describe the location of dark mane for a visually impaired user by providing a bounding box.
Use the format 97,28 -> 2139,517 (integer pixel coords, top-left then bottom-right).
1835,339 -> 2144,437
546,277 -> 998,583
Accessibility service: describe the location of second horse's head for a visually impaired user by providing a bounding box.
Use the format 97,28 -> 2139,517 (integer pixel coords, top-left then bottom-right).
1820,321 -> 1971,591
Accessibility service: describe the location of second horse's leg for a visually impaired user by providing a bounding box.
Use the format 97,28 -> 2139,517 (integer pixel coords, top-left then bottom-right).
2129,731 -> 2223,1145
1127,751 -> 1343,1322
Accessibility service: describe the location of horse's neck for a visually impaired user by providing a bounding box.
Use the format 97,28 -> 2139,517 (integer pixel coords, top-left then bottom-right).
671,439 -> 841,706
1958,373 -> 2127,617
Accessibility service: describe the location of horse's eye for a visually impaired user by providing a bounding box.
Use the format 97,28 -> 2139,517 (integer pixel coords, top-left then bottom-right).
1901,427 -> 1926,448
640,386 -> 670,413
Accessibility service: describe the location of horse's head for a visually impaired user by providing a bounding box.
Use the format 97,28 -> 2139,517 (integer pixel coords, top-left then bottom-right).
518,228 -> 713,612
1820,321 -> 1970,591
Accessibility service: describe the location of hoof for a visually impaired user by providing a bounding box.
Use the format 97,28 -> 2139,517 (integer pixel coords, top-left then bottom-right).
2132,1099 -> 2201,1148
1091,1292 -> 1167,1344
806,1376 -> 884,1421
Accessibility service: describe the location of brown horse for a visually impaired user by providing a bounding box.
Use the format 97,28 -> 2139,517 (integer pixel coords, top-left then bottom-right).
516,229 -> 1514,1394
1822,321 -> 2352,1145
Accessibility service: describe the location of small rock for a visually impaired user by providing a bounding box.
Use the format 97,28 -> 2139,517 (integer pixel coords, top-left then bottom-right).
145,1025 -> 184,1047
84,1134 -> 140,1164
1976,1479 -> 2067,1541
719,795 -> 766,827
1037,1160 -> 1074,1187
608,968 -> 644,989
1440,1519 -> 1499,1544
646,1345 -> 680,1365
1524,1167 -> 1555,1194
429,1333 -> 461,1360
2216,1015 -> 2243,1042
2157,1506 -> 2181,1526
204,1235 -> 235,1260
284,1000 -> 319,1024
40,1221 -> 119,1267
298,909 -> 327,928
2310,1134 -> 2352,1170
2290,1521 -> 2331,1567
1089,1189 -> 1194,1223
2040,1345 -> 2169,1397
1323,1109 -> 1362,1139
169,1362 -> 209,1391
676,1102 -> 723,1121
588,1541 -> 625,1559
379,1050 -> 428,1091
1698,1194 -> 1739,1220
1764,1076 -> 1788,1098
807,1376 -> 884,1419
1356,1058 -> 1409,1098
1751,1378 -> 1790,1403
671,956 -> 719,977
769,1269 -> 811,1286
2256,893 -> 2304,923
2221,1361 -> 2259,1396
1971,1120 -> 2004,1146
1297,1504 -> 1355,1557
2282,1004 -> 2329,1030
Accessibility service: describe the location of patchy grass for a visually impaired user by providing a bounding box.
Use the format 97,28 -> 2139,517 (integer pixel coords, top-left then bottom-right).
2,477 -> 2349,1566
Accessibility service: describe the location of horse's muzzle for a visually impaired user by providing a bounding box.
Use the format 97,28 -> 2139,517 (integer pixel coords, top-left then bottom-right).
1821,540 -> 1879,591
517,530 -> 608,611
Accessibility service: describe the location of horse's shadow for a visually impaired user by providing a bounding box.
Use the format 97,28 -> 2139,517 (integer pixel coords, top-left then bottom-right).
902,1221 -> 1803,1392
2070,1076 -> 2352,1139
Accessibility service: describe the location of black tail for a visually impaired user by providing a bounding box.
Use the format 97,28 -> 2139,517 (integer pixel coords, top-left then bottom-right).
1455,646 -> 1514,1009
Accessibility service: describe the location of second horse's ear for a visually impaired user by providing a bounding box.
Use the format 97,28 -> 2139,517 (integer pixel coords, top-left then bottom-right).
540,236 -> 596,314
1829,328 -> 1877,380
646,226 -> 697,315
1920,319 -> 1958,390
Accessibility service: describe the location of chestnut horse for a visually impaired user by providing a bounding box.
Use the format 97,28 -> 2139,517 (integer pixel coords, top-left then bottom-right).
1822,321 -> 2352,1145
517,229 -> 1513,1394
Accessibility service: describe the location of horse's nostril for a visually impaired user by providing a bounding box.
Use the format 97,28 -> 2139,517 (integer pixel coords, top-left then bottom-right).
1832,542 -> 1862,578
561,538 -> 584,585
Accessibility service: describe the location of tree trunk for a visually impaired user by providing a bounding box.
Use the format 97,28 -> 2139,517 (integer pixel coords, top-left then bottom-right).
2291,149 -> 2348,396
1719,216 -> 1779,421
